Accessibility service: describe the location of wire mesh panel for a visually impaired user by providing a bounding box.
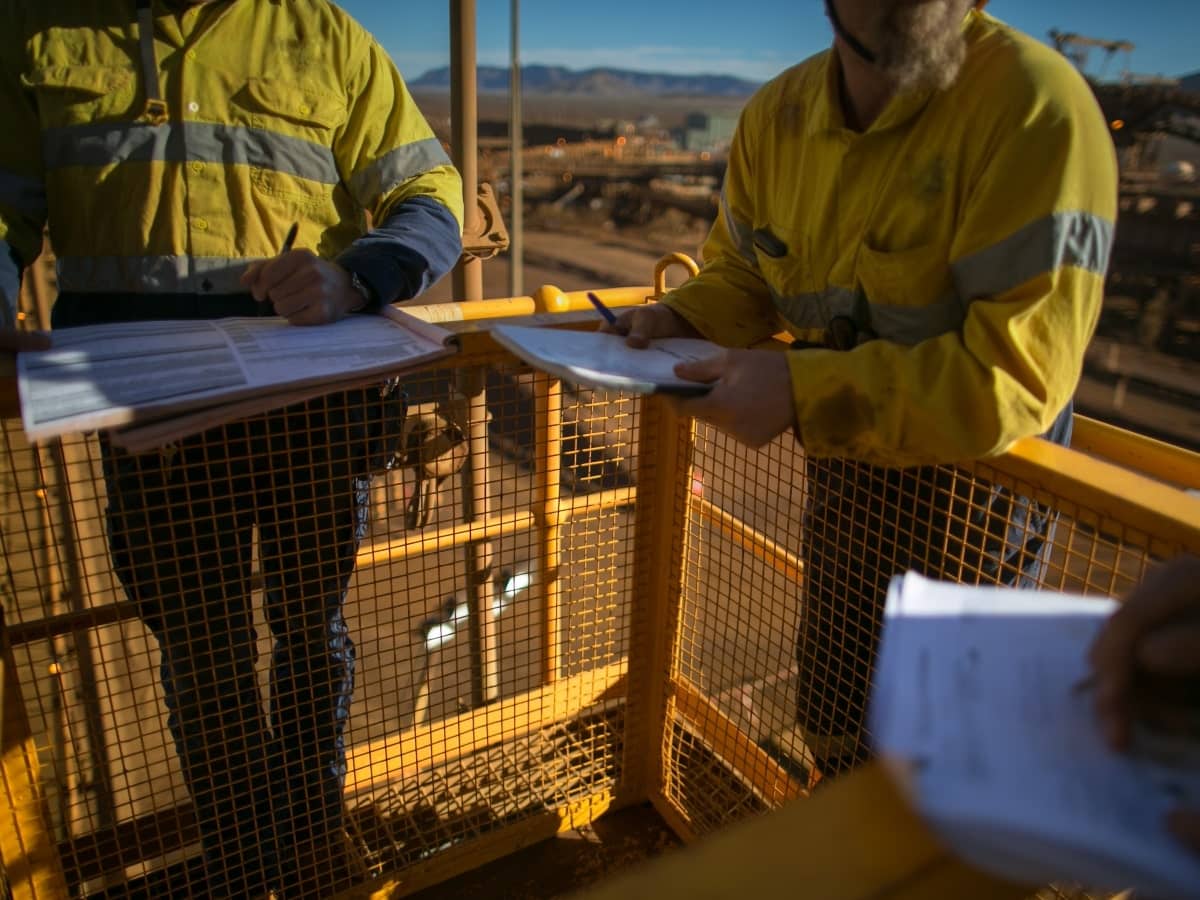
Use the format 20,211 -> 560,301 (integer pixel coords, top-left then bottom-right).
654,419 -> 1198,898
0,355 -> 642,899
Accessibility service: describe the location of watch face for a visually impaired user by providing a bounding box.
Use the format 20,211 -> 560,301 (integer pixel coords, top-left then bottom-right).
349,271 -> 376,311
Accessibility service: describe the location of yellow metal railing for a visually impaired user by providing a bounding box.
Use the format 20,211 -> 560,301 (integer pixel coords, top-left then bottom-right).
1,255 -> 1197,899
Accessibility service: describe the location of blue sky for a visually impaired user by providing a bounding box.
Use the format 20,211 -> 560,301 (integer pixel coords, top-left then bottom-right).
335,0 -> 1199,84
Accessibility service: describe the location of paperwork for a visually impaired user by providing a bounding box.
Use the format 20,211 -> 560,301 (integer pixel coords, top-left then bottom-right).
490,324 -> 718,396
18,307 -> 456,446
870,573 -> 1200,899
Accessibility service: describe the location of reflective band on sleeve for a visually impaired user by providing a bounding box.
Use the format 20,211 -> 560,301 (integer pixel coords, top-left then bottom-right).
952,210 -> 1114,299
42,122 -> 340,185
772,285 -> 965,346
56,255 -> 269,294
720,186 -> 758,266
347,138 -> 453,209
0,170 -> 47,221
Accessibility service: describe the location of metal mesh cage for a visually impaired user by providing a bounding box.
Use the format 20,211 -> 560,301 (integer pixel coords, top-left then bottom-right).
0,355 -> 645,898
2,288 -> 1197,900
646,410 -> 1195,900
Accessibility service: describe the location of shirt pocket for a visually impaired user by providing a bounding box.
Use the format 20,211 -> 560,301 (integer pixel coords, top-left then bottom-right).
230,77 -> 348,209
23,65 -> 136,129
856,242 -> 962,345
752,224 -> 809,298
231,77 -> 347,136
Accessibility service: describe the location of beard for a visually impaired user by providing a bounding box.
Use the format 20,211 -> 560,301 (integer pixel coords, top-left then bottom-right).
871,0 -> 974,93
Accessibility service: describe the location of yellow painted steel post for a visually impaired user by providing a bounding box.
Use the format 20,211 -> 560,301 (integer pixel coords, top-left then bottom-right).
0,609 -> 70,899
508,0 -> 523,298
451,0 -> 499,706
451,0 -> 483,306
621,396 -> 694,803
533,372 -> 562,684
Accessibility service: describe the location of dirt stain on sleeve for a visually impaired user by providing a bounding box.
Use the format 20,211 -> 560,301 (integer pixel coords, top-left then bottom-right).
807,386 -> 876,448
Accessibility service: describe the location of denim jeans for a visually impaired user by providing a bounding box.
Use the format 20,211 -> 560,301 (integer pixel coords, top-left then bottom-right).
57,293 -> 385,897
795,405 -> 1072,774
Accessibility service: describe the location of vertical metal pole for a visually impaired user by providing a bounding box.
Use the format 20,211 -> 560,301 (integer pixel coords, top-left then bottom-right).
533,374 -> 562,684
508,0 -> 524,297
451,0 -> 483,305
621,399 -> 694,804
451,0 -> 499,706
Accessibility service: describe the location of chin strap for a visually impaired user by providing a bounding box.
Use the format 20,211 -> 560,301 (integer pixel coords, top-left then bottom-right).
824,0 -> 877,65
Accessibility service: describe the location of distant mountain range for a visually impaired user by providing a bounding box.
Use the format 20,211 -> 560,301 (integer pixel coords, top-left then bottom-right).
1182,71 -> 1200,93
410,65 -> 761,97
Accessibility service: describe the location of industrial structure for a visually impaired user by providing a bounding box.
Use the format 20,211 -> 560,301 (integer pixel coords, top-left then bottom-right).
0,9 -> 1198,900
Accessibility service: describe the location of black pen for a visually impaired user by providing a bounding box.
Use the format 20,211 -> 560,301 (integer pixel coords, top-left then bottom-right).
587,291 -> 619,327
280,221 -> 298,255
259,222 -> 299,316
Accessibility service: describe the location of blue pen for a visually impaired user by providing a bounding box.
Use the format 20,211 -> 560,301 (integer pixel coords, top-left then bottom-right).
587,291 -> 619,327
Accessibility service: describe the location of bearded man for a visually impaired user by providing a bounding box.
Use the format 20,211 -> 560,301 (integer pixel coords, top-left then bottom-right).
608,1 -> 1117,776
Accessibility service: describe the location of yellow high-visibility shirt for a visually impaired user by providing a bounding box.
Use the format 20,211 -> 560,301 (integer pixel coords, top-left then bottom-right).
664,10 -> 1117,466
0,0 -> 463,302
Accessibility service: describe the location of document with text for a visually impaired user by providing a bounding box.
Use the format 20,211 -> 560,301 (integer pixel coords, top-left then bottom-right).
18,307 -> 456,445
870,573 -> 1200,900
490,324 -> 718,396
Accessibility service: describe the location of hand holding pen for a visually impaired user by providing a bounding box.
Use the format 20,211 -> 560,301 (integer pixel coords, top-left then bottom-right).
591,291 -> 701,348
240,222 -> 368,325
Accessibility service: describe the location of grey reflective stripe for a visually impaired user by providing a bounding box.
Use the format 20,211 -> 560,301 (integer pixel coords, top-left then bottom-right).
42,122 -> 340,184
771,285 -> 964,346
56,255 -> 268,294
868,294 -> 964,345
0,170 -> 47,220
0,240 -> 19,327
348,138 -> 452,208
720,186 -> 757,265
952,210 -> 1114,299
772,285 -> 860,332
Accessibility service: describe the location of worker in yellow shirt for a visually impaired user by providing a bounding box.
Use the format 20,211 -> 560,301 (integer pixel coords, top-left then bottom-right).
611,0 -> 1117,778
0,1 -> 463,896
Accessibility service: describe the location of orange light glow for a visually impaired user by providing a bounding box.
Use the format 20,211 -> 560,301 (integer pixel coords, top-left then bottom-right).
1111,119 -> 1125,130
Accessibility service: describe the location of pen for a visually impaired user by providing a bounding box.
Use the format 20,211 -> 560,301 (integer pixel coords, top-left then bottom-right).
280,221 -> 299,254
587,291 -> 619,327
258,222 -> 299,316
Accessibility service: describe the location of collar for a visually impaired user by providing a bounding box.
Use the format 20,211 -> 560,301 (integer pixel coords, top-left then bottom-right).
806,8 -> 982,139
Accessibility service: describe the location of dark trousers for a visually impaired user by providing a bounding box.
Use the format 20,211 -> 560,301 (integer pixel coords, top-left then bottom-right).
57,294 -> 387,897
795,406 -> 1071,775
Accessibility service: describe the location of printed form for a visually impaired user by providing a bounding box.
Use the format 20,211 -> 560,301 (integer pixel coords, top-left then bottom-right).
871,573 -> 1200,899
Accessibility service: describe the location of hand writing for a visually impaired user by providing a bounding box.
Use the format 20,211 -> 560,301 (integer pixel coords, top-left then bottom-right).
240,250 -> 363,326
601,303 -> 701,348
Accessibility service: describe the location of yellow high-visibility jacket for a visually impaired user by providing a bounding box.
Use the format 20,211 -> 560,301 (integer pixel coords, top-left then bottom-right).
664,10 -> 1117,466
0,0 -> 463,310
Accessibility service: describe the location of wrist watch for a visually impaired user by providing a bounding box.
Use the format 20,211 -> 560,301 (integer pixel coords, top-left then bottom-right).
347,270 -> 378,313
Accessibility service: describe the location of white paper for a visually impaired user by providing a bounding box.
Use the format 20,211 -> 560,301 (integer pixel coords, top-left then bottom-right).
870,573 -> 1200,900
490,324 -> 718,396
18,313 -> 453,442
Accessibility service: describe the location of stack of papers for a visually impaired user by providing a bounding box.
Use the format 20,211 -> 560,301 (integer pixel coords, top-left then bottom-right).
17,308 -> 457,450
490,324 -> 718,396
870,573 -> 1200,899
